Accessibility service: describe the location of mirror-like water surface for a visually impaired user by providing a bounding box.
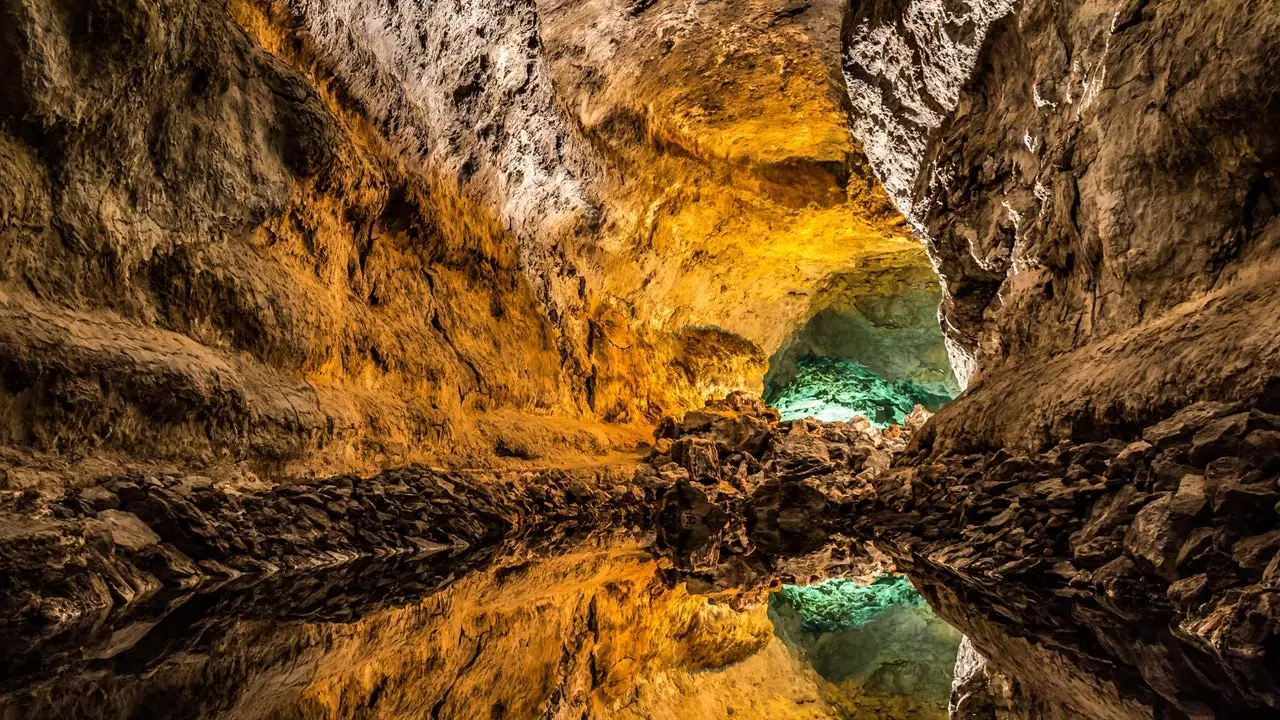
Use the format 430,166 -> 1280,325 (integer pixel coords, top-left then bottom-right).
2,540 -> 959,720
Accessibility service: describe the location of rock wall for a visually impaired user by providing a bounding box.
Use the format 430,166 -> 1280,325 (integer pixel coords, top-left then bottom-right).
0,0 -> 628,483
0,0 -> 937,488
837,0 -> 1280,715
764,250 -> 958,401
887,0 -> 1280,398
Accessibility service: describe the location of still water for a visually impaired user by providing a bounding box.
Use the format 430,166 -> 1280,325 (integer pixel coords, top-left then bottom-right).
1,541 -> 958,720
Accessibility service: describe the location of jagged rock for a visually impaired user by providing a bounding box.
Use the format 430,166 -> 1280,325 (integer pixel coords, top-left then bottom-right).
89,510 -> 160,554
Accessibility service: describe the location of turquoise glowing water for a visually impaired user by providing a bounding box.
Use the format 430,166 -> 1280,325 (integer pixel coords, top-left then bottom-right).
767,357 -> 954,427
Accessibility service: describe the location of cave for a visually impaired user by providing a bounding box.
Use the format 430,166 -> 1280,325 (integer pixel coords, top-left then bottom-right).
2,0 -> 1279,719
764,257 -> 960,426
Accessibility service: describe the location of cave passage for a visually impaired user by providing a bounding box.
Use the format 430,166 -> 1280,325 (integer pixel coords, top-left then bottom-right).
763,264 -> 960,427
769,575 -> 963,718
767,356 -> 955,426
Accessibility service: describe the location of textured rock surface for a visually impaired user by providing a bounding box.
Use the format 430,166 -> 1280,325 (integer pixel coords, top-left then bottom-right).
765,253 -> 959,401
644,398 -> 1280,717
882,0 -> 1280,396
768,357 -> 952,426
0,0 -> 936,489
3,0 -> 1280,716
843,0 -> 1015,226
834,3 -> 1280,711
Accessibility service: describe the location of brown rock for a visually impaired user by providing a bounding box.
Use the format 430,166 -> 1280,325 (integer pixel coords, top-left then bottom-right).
1124,495 -> 1187,581
1189,414 -> 1250,466
1168,574 -> 1211,614
1232,531 -> 1280,574
92,510 -> 161,554
1143,403 -> 1244,447
1169,475 -> 1208,519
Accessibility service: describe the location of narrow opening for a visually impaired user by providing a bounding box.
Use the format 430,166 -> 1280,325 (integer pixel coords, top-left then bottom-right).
764,261 -> 960,427
769,575 -> 963,718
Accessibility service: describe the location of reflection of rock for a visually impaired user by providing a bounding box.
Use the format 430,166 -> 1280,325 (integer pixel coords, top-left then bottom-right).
0,545 -> 825,720
770,576 -> 962,719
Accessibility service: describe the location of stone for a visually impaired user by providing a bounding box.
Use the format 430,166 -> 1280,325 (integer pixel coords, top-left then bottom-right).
1242,430 -> 1280,471
1176,527 -> 1219,574
1232,531 -> 1280,574
78,486 -> 119,512
1144,403 -> 1245,447
1169,475 -> 1208,519
1124,495 -> 1186,581
92,510 -> 160,554
680,439 -> 721,483
1071,485 -> 1140,568
1189,414 -> 1250,466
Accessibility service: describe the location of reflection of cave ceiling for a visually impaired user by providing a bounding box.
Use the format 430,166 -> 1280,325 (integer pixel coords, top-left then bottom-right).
5,0 -> 1280,717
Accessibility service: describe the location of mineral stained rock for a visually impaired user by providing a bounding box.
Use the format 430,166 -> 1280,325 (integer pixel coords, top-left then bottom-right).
0,0 -> 936,488
2,0 -> 1280,717
768,356 -> 953,427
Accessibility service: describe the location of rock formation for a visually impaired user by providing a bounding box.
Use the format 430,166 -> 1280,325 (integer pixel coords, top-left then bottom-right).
2,0 -> 1279,717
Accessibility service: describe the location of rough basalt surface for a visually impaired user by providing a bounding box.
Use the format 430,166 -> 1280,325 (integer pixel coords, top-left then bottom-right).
875,0 -> 1280,398
650,397 -> 1280,718
2,0 -> 1280,716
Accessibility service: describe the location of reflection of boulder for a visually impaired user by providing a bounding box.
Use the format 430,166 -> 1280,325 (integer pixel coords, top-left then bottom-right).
770,576 -> 962,718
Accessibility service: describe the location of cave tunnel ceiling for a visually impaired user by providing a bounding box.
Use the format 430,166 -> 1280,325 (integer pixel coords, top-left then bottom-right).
3,0 -> 1280,718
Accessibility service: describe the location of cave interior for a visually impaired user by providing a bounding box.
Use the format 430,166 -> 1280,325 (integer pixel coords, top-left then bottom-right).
1,0 -> 1279,718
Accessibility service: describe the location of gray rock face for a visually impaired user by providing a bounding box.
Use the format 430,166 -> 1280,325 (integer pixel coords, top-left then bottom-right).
844,0 -> 1280,396
843,0 -> 1015,224
286,0 -> 601,267
919,0 -> 1279,385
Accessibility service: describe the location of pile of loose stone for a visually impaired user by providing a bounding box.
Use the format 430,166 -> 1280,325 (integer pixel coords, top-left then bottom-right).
639,394 -> 1280,717
1,463 -> 657,629
0,391 -> 913,630
871,400 -> 1280,718
7,392 -> 1277,716
645,392 -> 926,598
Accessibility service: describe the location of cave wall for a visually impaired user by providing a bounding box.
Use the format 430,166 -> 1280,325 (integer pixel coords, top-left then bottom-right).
0,0 -> 628,483
0,0 -> 936,487
764,249 -> 958,399
846,0 -> 1280,418
833,0 -> 1280,716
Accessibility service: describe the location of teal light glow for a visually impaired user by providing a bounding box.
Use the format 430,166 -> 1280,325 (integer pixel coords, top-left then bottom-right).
766,357 -> 953,427
773,574 -> 925,634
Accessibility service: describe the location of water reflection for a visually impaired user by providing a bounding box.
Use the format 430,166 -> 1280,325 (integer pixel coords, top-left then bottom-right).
1,543 -> 959,719
771,577 -> 962,719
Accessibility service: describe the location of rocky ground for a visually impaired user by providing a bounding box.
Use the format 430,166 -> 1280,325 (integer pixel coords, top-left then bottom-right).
648,395 -> 1280,718
4,386 -> 1280,718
